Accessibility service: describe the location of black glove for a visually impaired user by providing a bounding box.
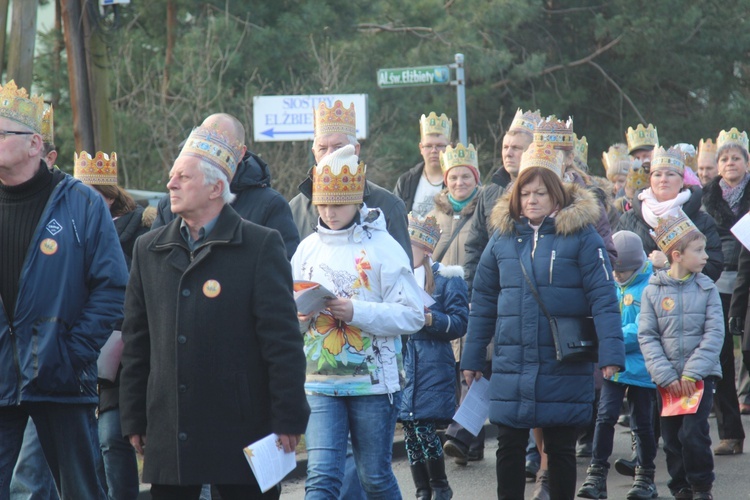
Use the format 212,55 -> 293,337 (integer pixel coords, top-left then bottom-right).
729,317 -> 744,336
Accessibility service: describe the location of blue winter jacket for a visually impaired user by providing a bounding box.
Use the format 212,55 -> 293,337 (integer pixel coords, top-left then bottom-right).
400,263 -> 468,422
0,172 -> 128,406
461,183 -> 625,429
611,262 -> 656,389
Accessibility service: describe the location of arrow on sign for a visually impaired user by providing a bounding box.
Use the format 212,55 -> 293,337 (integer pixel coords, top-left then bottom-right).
261,128 -> 314,138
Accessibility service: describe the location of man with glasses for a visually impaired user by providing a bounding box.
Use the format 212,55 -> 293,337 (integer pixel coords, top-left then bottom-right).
0,80 -> 128,498
394,112 -> 452,217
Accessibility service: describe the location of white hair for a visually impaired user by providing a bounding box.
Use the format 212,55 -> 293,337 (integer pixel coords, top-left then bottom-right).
312,133 -> 359,148
196,160 -> 236,205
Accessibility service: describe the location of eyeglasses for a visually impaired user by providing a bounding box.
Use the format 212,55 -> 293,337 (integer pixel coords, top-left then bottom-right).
0,131 -> 34,140
421,144 -> 448,151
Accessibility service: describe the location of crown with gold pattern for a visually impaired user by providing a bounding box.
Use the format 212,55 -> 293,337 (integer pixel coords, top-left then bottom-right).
650,146 -> 684,175
74,151 -> 118,186
603,143 -> 631,180
312,144 -> 366,205
314,100 -> 356,138
509,108 -> 541,135
673,143 -> 697,171
697,138 -> 717,165
408,213 -> 441,253
534,115 -> 574,151
41,105 -> 54,144
179,125 -> 243,181
716,127 -> 749,153
625,123 -> 658,154
625,161 -> 648,192
519,141 -> 564,178
573,133 -> 588,165
650,209 -> 703,255
0,80 -> 45,134
420,112 -> 452,141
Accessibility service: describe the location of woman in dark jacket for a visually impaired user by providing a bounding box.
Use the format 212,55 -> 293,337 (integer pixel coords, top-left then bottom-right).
400,214 -> 469,500
461,143 -> 625,500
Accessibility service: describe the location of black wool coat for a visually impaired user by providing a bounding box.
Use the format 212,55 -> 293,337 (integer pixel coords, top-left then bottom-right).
119,204 -> 309,485
701,175 -> 750,272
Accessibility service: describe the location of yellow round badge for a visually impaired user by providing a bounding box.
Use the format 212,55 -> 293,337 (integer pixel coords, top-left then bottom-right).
40,238 -> 58,255
661,297 -> 675,311
623,294 -> 634,306
202,280 -> 221,298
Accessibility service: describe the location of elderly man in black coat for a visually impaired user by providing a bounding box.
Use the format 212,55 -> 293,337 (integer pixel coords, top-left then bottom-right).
120,119 -> 309,500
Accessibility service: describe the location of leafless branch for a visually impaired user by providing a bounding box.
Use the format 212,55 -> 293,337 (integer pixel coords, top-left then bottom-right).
587,60 -> 646,123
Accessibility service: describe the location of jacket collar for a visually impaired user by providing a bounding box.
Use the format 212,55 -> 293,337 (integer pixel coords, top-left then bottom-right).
151,204 -> 243,252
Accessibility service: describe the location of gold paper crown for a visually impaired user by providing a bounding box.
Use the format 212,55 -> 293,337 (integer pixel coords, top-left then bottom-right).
408,213 -> 442,253
534,115 -> 574,151
716,127 -> 749,152
179,125 -> 243,181
420,112 -> 452,141
625,123 -> 658,154
602,143 -> 630,179
0,80 -> 45,133
573,133 -> 588,165
697,138 -> 717,165
519,141 -> 564,178
625,161 -> 648,192
673,143 -> 697,171
74,151 -> 118,186
314,100 -> 356,138
650,209 -> 702,255
509,108 -> 541,135
650,146 -> 684,175
312,144 -> 366,205
41,105 -> 54,144
440,143 -> 478,173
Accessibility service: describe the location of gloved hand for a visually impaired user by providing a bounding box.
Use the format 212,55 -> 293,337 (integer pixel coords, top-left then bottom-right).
729,317 -> 744,336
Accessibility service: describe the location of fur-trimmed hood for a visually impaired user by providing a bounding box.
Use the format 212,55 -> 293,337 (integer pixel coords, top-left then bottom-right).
437,263 -> 465,279
489,182 -> 601,236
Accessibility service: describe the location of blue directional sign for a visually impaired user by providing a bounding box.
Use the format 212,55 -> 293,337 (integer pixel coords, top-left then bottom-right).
253,94 -> 368,142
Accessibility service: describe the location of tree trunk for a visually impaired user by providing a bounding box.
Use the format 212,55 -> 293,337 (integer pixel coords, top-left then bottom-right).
0,0 -> 9,78
162,0 -> 176,98
82,3 -> 116,153
60,0 -> 94,152
7,0 -> 37,90
50,0 -> 63,108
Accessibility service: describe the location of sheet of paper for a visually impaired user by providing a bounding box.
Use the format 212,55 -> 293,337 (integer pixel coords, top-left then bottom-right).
97,330 -> 123,382
243,433 -> 297,493
731,213 -> 750,251
452,376 -> 490,436
420,288 -> 436,308
658,380 -> 704,417
293,280 -> 336,316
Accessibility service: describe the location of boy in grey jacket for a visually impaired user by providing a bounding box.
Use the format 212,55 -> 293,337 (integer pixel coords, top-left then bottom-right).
638,210 -> 723,500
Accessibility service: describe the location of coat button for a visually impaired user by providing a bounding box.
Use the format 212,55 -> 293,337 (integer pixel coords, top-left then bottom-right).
179,384 -> 187,393
177,335 -> 187,344
181,289 -> 190,297
178,432 -> 187,441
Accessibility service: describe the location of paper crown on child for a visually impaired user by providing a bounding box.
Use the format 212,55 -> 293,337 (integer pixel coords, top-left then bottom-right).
440,143 -> 480,184
179,125 -> 243,181
74,151 -> 118,186
312,144 -> 366,205
649,146 -> 685,175
408,213 -> 441,253
508,108 -> 541,135
573,133 -> 588,166
697,138 -> 717,165
420,112 -> 452,141
602,143 -> 631,180
314,100 -> 356,138
716,127 -> 749,153
650,209 -> 702,255
626,123 -> 659,154
673,143 -> 697,171
0,80 -> 45,134
519,141 -> 564,178
41,105 -> 54,144
625,161 -> 648,192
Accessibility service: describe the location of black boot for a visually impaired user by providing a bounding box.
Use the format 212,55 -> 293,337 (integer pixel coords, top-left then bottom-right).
691,485 -> 713,500
410,462 -> 432,500
576,464 -> 608,499
426,456 -> 453,500
626,466 -> 658,499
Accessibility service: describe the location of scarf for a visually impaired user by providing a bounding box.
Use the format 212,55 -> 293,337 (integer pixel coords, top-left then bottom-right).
448,187 -> 478,213
638,188 -> 692,228
720,173 -> 750,214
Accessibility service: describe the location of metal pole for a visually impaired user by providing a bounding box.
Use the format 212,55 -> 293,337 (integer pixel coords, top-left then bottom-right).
453,53 -> 468,145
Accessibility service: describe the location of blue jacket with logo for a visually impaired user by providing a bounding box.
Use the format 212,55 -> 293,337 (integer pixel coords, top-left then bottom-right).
0,172 -> 128,406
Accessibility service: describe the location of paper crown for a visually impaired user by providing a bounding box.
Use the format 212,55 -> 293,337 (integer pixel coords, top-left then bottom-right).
312,144 -> 366,205
41,105 -> 54,144
625,161 -> 648,192
650,146 -> 685,175
74,151 -> 118,186
573,133 -> 588,165
508,108 -> 541,135
534,115 -> 574,151
716,127 -> 749,152
519,141 -> 564,178
673,143 -> 697,171
440,142 -> 478,172
314,100 -> 356,138
408,213 -> 441,253
602,143 -> 632,180
697,138 -> 717,164
625,123 -> 658,154
650,209 -> 702,255
179,125 -> 242,181
0,80 -> 45,134
420,112 -> 452,141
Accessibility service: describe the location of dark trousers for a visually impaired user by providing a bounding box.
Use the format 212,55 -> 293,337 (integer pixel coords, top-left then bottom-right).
591,379 -> 656,468
496,425 -> 577,500
715,294 -> 745,440
659,378 -> 715,493
151,483 -> 280,500
445,360 -> 491,453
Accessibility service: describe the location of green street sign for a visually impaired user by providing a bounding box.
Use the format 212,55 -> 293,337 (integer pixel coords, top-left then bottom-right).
377,66 -> 451,88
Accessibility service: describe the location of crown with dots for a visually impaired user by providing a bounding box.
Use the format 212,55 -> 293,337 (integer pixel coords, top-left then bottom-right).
314,100 -> 356,138
408,213 -> 442,253
74,151 -> 118,186
603,143 -> 632,180
0,80 -> 45,134
508,108 -> 541,135
534,115 -> 574,151
41,105 -> 54,144
519,141 -> 564,178
312,144 -> 366,205
573,133 -> 588,165
697,138 -> 717,165
179,125 -> 243,181
625,123 -> 658,154
716,127 -> 749,152
650,209 -> 702,255
625,160 -> 648,192
420,112 -> 452,141
650,146 -> 684,175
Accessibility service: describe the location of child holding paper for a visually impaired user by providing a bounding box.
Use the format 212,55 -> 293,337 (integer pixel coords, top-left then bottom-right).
638,210 -> 724,500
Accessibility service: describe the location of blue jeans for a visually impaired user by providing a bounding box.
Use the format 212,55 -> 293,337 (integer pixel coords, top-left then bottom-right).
339,439 -> 365,500
0,403 -> 106,500
98,409 -> 139,500
591,379 -> 656,469
9,418 -> 59,500
305,393 -> 402,500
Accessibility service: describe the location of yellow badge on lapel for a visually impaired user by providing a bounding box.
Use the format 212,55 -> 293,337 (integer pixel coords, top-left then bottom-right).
661,297 -> 675,311
202,279 -> 221,298
40,238 -> 58,255
623,294 -> 634,306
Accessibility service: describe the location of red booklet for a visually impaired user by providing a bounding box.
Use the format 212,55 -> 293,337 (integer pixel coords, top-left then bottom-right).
658,380 -> 704,417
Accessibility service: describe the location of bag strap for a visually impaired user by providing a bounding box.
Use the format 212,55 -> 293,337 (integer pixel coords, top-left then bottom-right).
518,258 -> 554,323
433,215 -> 471,263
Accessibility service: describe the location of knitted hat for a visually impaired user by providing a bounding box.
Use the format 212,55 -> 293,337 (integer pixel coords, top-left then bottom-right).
612,230 -> 646,272
408,213 -> 441,253
312,144 -> 366,205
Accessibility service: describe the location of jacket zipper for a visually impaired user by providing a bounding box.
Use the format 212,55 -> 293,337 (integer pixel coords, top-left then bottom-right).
678,282 -> 685,375
549,250 -> 556,284
1,297 -> 22,404
598,248 -> 610,281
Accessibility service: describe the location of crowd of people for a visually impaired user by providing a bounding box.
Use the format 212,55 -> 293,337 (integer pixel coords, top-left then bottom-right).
0,77 -> 748,500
